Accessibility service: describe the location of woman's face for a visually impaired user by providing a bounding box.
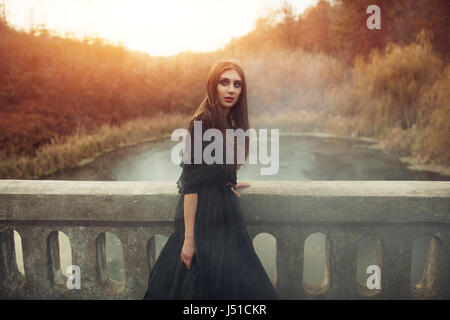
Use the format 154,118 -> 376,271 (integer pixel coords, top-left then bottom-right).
216,69 -> 242,109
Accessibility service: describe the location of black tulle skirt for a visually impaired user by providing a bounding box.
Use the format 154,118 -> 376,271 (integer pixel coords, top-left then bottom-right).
143,184 -> 279,300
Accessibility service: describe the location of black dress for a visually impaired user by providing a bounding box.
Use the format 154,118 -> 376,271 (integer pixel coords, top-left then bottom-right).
143,120 -> 278,300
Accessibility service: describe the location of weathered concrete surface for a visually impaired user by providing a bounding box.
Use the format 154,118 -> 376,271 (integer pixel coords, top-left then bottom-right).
0,180 -> 449,299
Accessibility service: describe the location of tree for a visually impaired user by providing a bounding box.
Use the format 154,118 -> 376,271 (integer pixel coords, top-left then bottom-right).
332,0 -> 388,64
0,0 -> 7,26
301,0 -> 335,53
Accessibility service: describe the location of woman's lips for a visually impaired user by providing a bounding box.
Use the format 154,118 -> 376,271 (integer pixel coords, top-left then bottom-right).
225,97 -> 233,102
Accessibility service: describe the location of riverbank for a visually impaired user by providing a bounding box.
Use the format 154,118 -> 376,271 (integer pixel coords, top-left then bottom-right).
0,112 -> 188,180
1,111 -> 449,180
252,110 -> 450,178
278,132 -> 450,178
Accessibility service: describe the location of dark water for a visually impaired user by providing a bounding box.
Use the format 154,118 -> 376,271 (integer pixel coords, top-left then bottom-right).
38,134 -> 447,287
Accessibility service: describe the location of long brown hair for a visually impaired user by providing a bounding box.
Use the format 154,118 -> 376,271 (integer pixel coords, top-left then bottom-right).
188,60 -> 250,173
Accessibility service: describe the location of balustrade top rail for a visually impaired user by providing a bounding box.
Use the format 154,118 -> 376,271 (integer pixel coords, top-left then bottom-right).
1,180 -> 449,223
0,180 -> 449,300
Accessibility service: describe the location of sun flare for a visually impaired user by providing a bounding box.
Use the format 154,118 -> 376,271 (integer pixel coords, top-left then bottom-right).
4,0 -> 317,56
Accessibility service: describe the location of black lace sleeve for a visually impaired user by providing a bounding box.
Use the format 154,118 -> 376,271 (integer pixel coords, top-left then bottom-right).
225,167 -> 237,189
176,162 -> 210,194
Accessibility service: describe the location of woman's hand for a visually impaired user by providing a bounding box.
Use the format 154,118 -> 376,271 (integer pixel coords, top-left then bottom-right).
231,182 -> 250,198
180,236 -> 195,270
235,182 -> 250,189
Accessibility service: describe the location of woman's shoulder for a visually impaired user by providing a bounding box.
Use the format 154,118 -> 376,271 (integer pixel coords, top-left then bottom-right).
193,111 -> 213,124
189,111 -> 214,132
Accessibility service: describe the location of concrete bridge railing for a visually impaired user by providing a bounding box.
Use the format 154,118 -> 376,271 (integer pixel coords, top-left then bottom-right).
0,180 -> 449,299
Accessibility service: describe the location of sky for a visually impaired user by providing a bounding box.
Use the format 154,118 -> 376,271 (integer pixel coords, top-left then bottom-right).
3,0 -> 318,56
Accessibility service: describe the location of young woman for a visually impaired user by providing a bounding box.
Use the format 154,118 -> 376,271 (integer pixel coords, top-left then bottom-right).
143,60 -> 278,300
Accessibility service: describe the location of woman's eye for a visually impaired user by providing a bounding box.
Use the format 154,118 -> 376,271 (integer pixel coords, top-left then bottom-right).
234,82 -> 241,88
220,80 -> 229,86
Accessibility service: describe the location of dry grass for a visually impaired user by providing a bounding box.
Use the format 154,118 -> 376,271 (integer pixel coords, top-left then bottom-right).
0,112 -> 189,179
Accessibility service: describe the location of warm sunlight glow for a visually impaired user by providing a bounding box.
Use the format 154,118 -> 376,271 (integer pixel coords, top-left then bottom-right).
4,0 -> 318,56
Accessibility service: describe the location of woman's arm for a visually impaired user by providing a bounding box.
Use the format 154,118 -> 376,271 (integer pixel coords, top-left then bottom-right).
180,193 -> 198,270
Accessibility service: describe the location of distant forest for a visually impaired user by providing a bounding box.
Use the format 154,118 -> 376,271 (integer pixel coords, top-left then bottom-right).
0,0 -> 448,166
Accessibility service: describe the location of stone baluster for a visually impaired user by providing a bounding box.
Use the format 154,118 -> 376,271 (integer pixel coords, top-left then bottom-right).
18,226 -> 53,299
326,228 -> 360,299
0,229 -> 17,283
67,227 -> 101,299
0,228 -> 25,299
115,228 -> 150,299
274,227 -> 306,299
378,227 -> 415,299
421,232 -> 450,299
